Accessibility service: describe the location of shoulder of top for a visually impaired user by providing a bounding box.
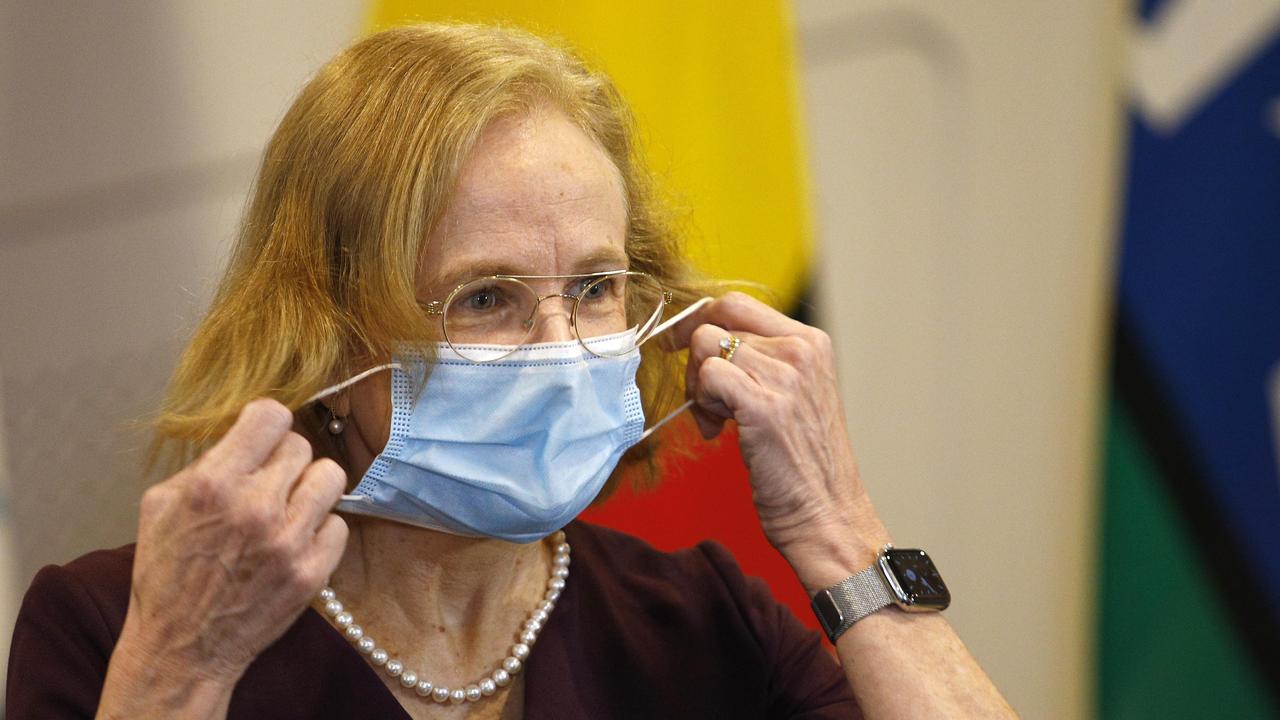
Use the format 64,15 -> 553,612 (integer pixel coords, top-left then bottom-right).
27,543 -> 137,603
564,522 -> 775,635
566,521 -> 743,581
61,543 -> 137,579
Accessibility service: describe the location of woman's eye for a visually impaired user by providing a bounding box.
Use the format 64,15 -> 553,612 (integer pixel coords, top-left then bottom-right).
580,278 -> 612,299
463,290 -> 499,310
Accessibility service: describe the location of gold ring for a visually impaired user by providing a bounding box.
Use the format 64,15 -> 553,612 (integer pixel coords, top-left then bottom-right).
718,335 -> 741,362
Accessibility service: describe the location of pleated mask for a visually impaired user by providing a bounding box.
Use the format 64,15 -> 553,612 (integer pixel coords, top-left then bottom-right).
308,299 -> 708,543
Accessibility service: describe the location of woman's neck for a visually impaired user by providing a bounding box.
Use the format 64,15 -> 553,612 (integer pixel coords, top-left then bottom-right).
323,515 -> 551,675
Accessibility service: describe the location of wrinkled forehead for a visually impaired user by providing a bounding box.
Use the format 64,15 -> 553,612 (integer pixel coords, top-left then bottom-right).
418,110 -> 628,299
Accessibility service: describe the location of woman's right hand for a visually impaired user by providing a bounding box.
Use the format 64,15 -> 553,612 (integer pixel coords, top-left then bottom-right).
114,398 -> 349,686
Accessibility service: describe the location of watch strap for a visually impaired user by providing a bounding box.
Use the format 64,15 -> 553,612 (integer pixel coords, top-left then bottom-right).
812,563 -> 894,642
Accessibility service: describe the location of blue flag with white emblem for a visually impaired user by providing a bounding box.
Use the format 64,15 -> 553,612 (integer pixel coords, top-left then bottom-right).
1099,1 -> 1280,717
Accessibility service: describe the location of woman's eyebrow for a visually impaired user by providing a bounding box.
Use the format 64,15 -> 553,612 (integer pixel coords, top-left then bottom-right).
434,262 -> 525,290
428,247 -> 629,293
571,247 -> 629,273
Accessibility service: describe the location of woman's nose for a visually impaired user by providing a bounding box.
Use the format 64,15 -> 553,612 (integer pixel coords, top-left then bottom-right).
525,296 -> 577,344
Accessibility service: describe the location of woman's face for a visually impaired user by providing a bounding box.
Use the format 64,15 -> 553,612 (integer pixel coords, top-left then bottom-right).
335,107 -> 629,478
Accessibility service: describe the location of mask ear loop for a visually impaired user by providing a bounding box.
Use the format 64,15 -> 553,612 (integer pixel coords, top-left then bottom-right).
638,400 -> 696,443
304,362 -> 402,505
635,297 -> 714,442
643,296 -> 713,341
303,362 -> 402,405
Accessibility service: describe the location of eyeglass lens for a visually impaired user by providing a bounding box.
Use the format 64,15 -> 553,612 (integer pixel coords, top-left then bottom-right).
441,272 -> 665,361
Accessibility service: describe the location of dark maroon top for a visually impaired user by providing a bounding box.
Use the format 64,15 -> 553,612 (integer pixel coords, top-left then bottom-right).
7,521 -> 860,718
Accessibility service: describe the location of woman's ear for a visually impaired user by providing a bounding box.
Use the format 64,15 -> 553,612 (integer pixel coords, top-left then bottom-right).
321,392 -> 352,420
297,395 -> 350,478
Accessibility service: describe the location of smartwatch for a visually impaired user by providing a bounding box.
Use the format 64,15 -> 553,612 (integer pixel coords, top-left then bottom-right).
810,544 -> 950,643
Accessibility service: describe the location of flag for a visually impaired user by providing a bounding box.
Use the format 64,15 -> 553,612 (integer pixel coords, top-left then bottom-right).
1099,0 -> 1280,716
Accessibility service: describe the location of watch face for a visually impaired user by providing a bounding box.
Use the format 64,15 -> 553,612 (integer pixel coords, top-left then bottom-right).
885,548 -> 950,609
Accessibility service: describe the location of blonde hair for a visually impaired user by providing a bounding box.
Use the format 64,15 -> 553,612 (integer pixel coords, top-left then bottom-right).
153,23 -> 709,494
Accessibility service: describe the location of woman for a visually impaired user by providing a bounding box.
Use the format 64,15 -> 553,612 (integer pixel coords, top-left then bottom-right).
8,23 -> 1015,719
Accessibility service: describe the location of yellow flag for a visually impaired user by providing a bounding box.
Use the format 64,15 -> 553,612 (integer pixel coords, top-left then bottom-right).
368,1 -> 811,309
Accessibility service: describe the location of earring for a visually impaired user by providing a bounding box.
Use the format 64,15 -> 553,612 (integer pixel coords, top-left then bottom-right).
326,409 -> 346,435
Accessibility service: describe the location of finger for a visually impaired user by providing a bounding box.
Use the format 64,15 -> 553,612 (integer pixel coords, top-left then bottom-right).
686,324 -> 755,373
693,356 -> 755,421
286,459 -> 347,533
682,324 -> 761,392
687,325 -> 796,400
661,292 -> 807,351
690,406 -> 728,440
304,513 -> 350,582
683,323 -> 727,402
259,431 -> 315,503
691,329 -> 802,397
202,398 -> 295,474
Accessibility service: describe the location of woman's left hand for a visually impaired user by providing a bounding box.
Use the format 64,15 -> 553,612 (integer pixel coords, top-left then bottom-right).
663,292 -> 892,591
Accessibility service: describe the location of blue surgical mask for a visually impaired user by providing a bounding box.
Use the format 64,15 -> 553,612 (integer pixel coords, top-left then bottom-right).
309,299 -> 709,543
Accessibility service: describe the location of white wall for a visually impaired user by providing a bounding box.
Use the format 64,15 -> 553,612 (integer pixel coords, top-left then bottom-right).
0,1 -> 366,699
0,365 -> 16,716
795,2 -> 1123,718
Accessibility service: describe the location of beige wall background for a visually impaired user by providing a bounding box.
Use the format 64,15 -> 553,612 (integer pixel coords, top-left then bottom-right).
0,2 -> 1122,718
0,4 -> 366,713
799,2 -> 1122,718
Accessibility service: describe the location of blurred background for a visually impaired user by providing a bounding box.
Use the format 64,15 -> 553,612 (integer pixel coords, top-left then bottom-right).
2,1 -> 1277,718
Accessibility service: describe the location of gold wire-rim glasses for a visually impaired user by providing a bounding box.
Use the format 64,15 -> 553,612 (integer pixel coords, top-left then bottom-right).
424,269 -> 673,362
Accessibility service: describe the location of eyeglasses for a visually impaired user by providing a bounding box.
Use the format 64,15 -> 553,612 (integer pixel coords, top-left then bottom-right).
424,270 -> 672,362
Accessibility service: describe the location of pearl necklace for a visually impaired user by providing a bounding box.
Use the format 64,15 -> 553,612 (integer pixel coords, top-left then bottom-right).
317,531 -> 570,705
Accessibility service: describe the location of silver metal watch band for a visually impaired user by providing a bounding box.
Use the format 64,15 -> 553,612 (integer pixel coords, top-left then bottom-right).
822,564 -> 894,640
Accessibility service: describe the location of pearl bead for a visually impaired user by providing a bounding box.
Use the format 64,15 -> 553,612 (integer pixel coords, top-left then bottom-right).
319,535 -> 570,706
327,418 -> 345,435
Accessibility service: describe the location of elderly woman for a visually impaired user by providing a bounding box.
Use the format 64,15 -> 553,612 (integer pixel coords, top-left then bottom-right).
8,23 -> 1014,719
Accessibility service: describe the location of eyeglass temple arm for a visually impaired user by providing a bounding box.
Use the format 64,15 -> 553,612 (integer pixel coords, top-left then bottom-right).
639,296 -> 714,345
634,294 -> 667,340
